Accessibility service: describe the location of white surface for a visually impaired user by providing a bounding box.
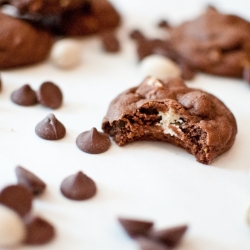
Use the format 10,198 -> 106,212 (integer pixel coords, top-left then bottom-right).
0,0 -> 250,249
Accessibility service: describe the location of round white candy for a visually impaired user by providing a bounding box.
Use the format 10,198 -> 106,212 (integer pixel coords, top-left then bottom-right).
50,39 -> 81,69
139,55 -> 181,80
0,204 -> 26,247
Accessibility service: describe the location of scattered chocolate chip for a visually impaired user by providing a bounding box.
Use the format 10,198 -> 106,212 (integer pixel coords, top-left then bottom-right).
37,81 -> 63,109
157,20 -> 170,28
243,65 -> 250,84
11,84 -> 37,106
24,216 -> 55,245
35,113 -> 66,140
150,225 -> 188,247
76,127 -> 111,154
136,237 -> 168,250
101,31 -> 120,53
0,184 -> 32,217
129,29 -> 145,40
15,166 -> 46,196
60,171 -> 97,201
118,218 -> 154,238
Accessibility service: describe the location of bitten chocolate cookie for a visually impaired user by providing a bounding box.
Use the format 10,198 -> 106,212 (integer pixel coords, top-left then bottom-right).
1,0 -> 87,15
0,12 -> 53,69
167,7 -> 250,78
102,77 -> 237,164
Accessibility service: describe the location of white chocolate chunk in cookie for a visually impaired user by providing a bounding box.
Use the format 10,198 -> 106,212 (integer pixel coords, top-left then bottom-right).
158,108 -> 183,136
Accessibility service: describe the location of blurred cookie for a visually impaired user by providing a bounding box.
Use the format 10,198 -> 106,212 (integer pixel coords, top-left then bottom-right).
102,77 -> 237,164
59,0 -> 121,36
1,0 -> 87,15
0,12 -> 53,69
168,7 -> 250,77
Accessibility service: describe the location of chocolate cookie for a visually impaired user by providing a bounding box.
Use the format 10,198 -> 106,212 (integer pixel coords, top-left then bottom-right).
59,0 -> 121,36
2,0 -> 87,15
102,77 -> 237,164
0,12 -> 53,69
167,7 -> 250,78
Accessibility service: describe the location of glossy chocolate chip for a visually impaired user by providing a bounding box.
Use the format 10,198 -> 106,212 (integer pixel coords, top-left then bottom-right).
24,216 -> 55,245
118,218 -> 154,238
37,81 -> 63,109
11,84 -> 37,106
15,166 -> 46,196
60,171 -> 97,201
76,127 -> 111,154
0,184 -> 32,217
101,31 -> 120,53
150,225 -> 188,247
35,113 -> 66,140
136,237 -> 168,250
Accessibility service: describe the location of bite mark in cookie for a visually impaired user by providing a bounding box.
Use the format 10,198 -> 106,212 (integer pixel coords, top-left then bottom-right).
102,77 -> 237,164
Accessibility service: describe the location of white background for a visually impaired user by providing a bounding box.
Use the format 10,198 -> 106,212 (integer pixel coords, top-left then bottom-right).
1,0 -> 250,249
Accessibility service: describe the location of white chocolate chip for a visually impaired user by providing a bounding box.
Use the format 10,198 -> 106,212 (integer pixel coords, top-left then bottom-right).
146,76 -> 163,87
139,55 -> 181,80
0,204 -> 26,247
50,39 -> 82,69
158,108 -> 183,136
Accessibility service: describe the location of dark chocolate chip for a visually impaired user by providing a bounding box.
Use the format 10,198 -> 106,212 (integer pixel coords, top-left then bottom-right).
11,84 -> 37,106
136,237 -> 169,250
150,225 -> 188,247
35,113 -> 66,140
24,216 -> 55,245
118,218 -> 154,238
243,65 -> 250,84
60,171 -> 97,201
37,81 -> 63,109
15,166 -> 46,196
0,184 -> 32,217
157,20 -> 170,28
130,29 -> 145,40
76,127 -> 111,154
101,31 -> 120,53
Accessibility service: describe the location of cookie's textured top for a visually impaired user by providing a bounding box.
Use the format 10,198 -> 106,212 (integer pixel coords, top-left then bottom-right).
168,7 -> 250,77
2,0 -> 87,14
102,77 -> 237,164
0,13 -> 53,69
